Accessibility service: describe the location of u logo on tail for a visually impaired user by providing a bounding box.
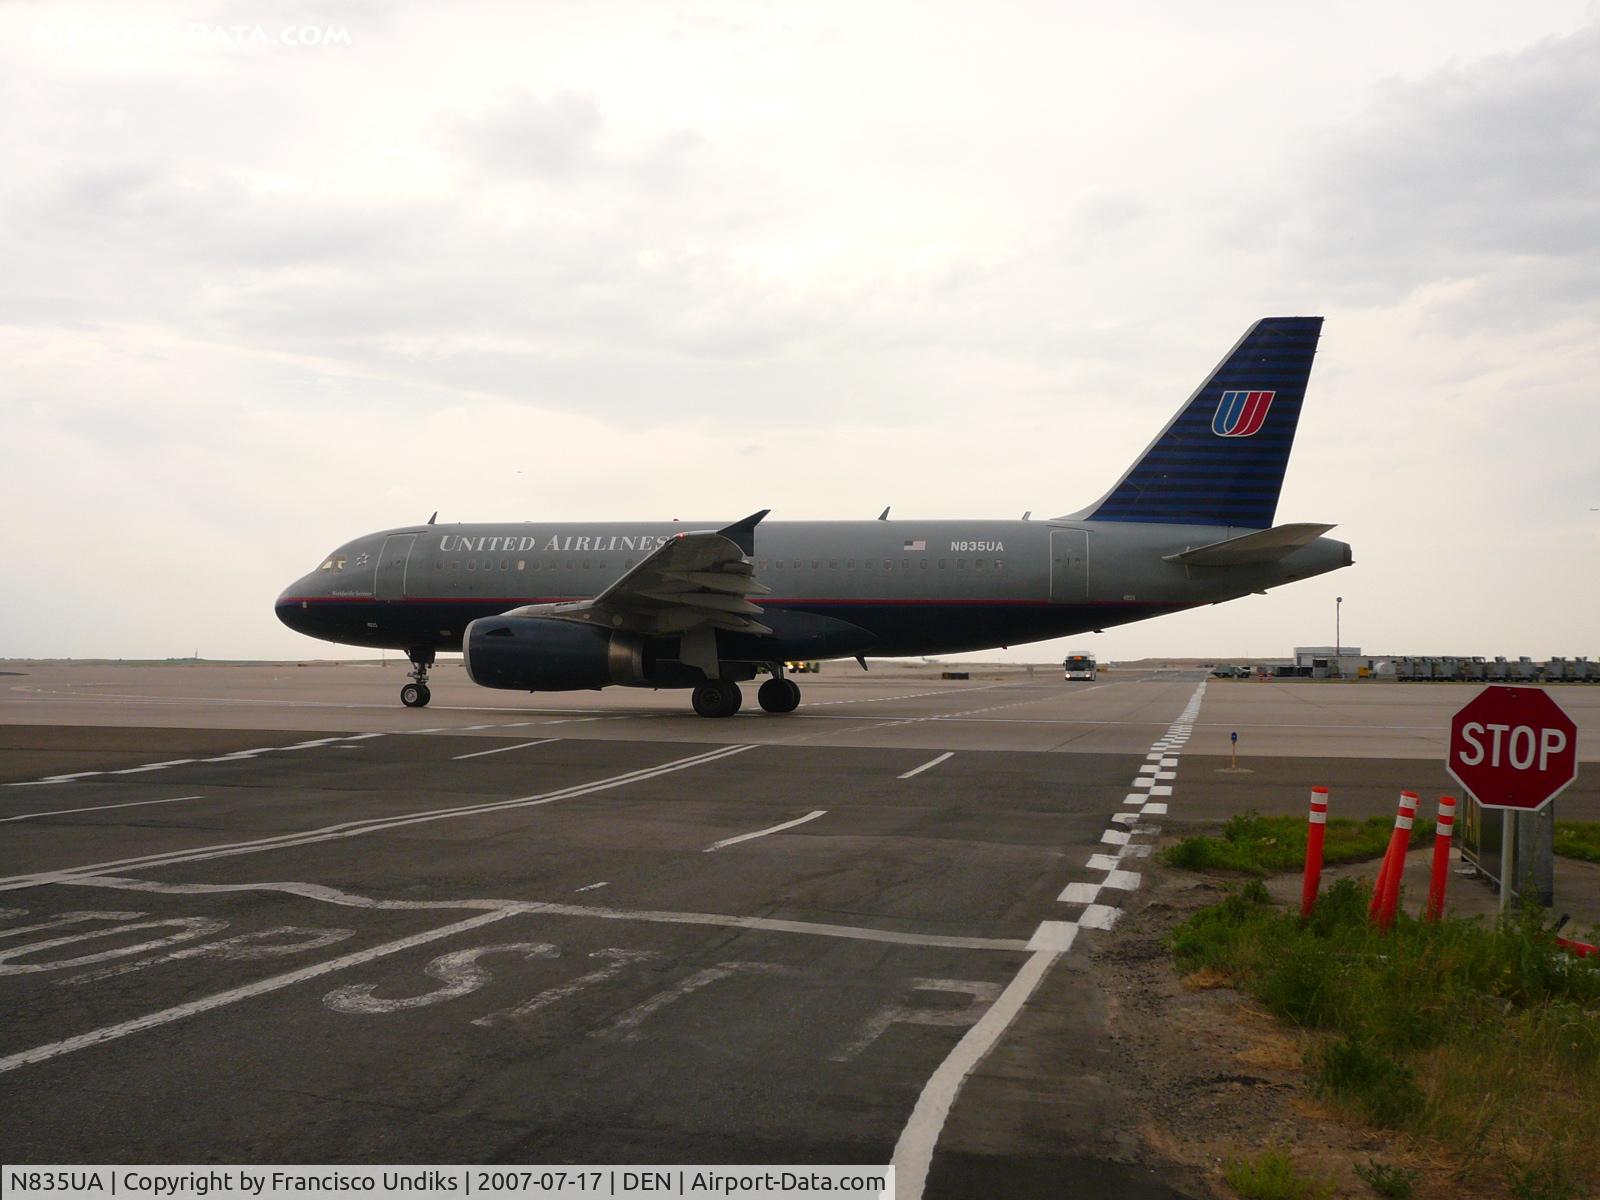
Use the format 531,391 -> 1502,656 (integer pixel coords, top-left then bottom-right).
1212,390 -> 1275,437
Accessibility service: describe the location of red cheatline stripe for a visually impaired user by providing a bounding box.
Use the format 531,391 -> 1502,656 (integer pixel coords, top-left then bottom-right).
279,596 -> 1193,610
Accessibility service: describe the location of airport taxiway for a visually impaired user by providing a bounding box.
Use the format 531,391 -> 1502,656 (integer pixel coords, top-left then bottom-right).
2,664 -> 1596,1195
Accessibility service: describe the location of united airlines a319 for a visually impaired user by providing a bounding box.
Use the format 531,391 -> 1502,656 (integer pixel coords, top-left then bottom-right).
276,317 -> 1352,717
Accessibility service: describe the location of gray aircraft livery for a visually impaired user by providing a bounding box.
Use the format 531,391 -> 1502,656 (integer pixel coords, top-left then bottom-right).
277,317 -> 1352,716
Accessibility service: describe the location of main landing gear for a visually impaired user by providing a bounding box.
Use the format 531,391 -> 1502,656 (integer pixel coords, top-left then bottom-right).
690,671 -> 803,718
691,680 -> 742,718
757,676 -> 801,714
401,647 -> 434,708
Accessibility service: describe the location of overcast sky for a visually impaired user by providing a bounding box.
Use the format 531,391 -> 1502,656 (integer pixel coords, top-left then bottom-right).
3,1 -> 1598,664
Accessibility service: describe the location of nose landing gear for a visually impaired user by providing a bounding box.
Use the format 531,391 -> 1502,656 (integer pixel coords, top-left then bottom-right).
402,647 -> 434,708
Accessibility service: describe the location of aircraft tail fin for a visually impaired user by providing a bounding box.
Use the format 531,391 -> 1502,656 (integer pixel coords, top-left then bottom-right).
1072,316 -> 1323,527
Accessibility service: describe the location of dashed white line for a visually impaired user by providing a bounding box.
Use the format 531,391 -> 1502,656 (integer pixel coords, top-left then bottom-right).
898,752 -> 954,780
1,744 -> 759,892
704,810 -> 827,852
451,739 -> 557,761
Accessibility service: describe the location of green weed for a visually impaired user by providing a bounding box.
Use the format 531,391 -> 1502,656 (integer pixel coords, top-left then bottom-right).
1222,1149 -> 1332,1200
1553,821 -> 1600,865
1170,878 -> 1600,1191
1161,810 -> 1435,876
1353,1159 -> 1417,1199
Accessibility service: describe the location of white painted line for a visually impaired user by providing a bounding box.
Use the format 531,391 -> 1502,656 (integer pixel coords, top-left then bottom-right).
574,882 -> 609,893
1160,757 -> 1178,767
1103,870 -> 1141,891
0,909 -> 518,1076
898,752 -> 954,780
0,795 -> 206,824
1143,803 -> 1168,815
1100,829 -> 1131,846
451,739 -> 557,761
1058,881 -> 1101,904
1153,770 -> 1176,781
1122,793 -> 1146,807
70,873 -> 1031,952
1085,853 -> 1121,872
891,947 -> 1060,1199
704,810 -> 827,852
2,744 -> 760,892
1137,764 -> 1158,775
109,759 -> 196,775
1123,844 -> 1153,859
1078,904 -> 1121,931
1149,785 -> 1172,796
1026,921 -> 1078,952
1130,777 -> 1154,790
1110,813 -> 1140,827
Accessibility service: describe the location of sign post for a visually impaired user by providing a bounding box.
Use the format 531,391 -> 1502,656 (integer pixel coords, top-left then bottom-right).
1446,686 -> 1578,914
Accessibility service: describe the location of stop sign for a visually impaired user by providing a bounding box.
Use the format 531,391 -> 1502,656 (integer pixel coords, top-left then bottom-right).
1447,686 -> 1579,811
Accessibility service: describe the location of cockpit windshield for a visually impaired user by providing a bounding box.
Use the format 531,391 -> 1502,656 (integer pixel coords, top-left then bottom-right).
318,554 -> 348,572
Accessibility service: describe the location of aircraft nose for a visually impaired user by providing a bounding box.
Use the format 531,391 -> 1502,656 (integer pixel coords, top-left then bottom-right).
275,583 -> 313,634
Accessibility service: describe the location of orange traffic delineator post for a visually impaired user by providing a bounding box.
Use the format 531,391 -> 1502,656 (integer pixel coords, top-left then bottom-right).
1425,795 -> 1457,922
1370,790 -> 1420,928
1300,786 -> 1330,919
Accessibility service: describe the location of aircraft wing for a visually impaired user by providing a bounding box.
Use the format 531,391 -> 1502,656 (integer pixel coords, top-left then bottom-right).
503,511 -> 773,648
1162,522 -> 1336,567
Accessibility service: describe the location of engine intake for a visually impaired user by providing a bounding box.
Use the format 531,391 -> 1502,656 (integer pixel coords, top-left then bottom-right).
463,616 -> 647,692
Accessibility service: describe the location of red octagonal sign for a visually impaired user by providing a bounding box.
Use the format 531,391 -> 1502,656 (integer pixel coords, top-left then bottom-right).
1447,685 -> 1579,811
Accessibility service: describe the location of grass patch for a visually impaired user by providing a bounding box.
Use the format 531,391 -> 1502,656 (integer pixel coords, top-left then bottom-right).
1223,1148 -> 1332,1200
1353,1159 -> 1417,1199
1161,810 -> 1436,876
1554,821 -> 1600,865
1171,879 -> 1600,1194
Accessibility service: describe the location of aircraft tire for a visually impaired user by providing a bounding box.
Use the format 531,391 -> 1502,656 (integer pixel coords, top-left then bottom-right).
758,678 -> 801,714
401,683 -> 431,708
691,681 -> 742,718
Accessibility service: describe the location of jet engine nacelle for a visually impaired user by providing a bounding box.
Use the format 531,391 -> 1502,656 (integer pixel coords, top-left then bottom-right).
463,616 -> 647,692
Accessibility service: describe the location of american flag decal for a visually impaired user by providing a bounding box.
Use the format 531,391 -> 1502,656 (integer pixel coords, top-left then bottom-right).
903,539 -> 926,551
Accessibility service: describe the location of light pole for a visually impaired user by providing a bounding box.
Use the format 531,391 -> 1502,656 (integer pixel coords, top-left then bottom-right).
1335,596 -> 1343,671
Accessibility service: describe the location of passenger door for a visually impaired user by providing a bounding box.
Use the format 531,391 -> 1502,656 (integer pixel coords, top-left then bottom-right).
375,534 -> 417,601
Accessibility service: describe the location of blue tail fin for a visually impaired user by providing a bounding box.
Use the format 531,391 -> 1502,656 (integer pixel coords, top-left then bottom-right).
1078,316 -> 1323,527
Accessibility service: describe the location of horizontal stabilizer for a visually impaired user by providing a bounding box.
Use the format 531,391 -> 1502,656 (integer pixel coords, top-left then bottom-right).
1163,522 -> 1335,567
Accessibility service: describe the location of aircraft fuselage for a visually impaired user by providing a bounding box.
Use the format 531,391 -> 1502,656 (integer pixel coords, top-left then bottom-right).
276,517 -> 1351,662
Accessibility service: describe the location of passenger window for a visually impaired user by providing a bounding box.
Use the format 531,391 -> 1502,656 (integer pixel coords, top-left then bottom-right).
598,560 -> 606,569
920,559 -> 928,569
976,559 -> 986,568
583,559 -> 591,569
757,559 -> 767,569
938,558 -> 947,568
467,561 -> 476,572
957,559 -> 966,569
995,560 -> 1004,572
516,560 -> 525,571
901,559 -> 909,569
883,559 -> 892,569
434,560 -> 443,569
450,560 -> 459,571
847,558 -> 855,568
500,559 -> 509,571
828,560 -> 837,569
811,560 -> 820,569
864,559 -> 873,569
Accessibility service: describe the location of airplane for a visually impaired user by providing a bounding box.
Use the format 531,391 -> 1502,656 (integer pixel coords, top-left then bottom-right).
276,316 -> 1352,717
